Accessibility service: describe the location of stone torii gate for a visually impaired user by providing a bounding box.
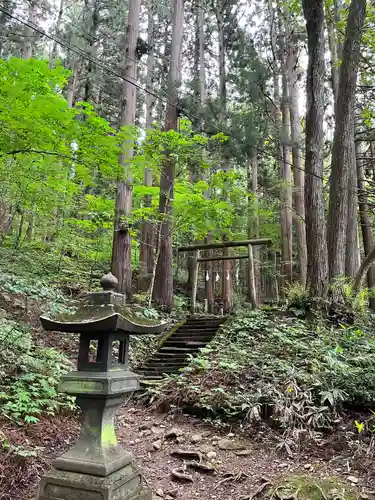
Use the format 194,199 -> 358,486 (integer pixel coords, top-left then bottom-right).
178,238 -> 273,314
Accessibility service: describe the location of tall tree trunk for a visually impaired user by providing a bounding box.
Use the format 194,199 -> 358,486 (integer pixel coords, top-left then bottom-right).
302,0 -> 328,298
198,0 -> 207,120
111,0 -> 142,297
145,0 -> 156,129
357,143 -> 375,310
139,0 -> 156,287
67,59 -> 79,108
198,0 -> 213,311
288,39 -> 307,286
268,0 -> 287,293
50,0 -> 65,66
217,3 -> 232,312
327,0 -> 366,287
139,168 -> 154,290
279,7 -> 293,289
345,156 -> 360,277
0,1 -> 12,57
326,0 -> 340,112
153,0 -> 185,311
247,149 -> 260,301
23,1 -> 37,59
83,0 -> 99,104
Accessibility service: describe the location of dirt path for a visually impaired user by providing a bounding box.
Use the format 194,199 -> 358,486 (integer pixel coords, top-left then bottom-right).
3,404 -> 373,499
116,406 -> 374,500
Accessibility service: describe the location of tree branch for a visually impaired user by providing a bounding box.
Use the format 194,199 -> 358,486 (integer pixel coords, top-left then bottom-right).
1,149 -> 68,157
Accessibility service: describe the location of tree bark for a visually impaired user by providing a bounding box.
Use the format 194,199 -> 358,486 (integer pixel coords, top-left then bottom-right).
357,144 -> 375,309
145,0 -> 156,129
23,1 -> 37,59
354,246 -> 375,294
139,0 -> 156,289
287,38 -> 307,286
268,0 -> 288,294
279,7 -> 293,289
138,168 -> 154,290
326,0 -> 340,113
83,0 -> 99,104
302,0 -> 328,298
328,0 -> 366,285
345,153 -> 360,277
247,149 -> 260,301
198,0 -> 213,312
153,0 -> 185,311
67,59 -> 79,109
50,0 -> 65,66
111,0 -> 142,297
217,2 -> 232,312
0,1 -> 13,58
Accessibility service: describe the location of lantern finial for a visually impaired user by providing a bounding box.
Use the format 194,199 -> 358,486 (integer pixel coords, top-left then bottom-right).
100,272 -> 118,291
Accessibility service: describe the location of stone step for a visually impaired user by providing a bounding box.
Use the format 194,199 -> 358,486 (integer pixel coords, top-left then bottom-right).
152,351 -> 190,357
162,343 -> 206,350
179,321 -> 223,327
142,366 -> 184,373
174,329 -> 217,335
181,322 -> 223,329
142,363 -> 185,370
168,335 -> 214,342
159,346 -> 199,352
152,356 -> 190,363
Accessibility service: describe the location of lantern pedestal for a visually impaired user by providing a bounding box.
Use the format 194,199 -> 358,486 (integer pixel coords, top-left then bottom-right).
37,273 -> 167,500
39,465 -> 152,500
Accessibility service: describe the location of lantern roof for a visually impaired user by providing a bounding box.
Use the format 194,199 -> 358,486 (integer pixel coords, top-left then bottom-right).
40,272 -> 167,335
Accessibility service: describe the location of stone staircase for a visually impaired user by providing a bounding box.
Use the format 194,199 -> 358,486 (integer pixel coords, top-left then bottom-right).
138,316 -> 227,380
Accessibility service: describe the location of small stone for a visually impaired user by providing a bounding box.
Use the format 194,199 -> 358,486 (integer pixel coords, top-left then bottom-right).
278,463 -> 289,468
304,463 -> 312,470
199,445 -> 213,454
166,489 -> 178,498
143,429 -> 152,437
227,433 -> 235,438
176,435 -> 186,444
211,435 -> 221,441
348,476 -> 359,484
129,440 -> 135,445
190,434 -> 202,444
139,423 -> 153,431
153,440 -> 162,450
207,451 -> 217,460
165,428 -> 183,439
234,449 -> 252,457
165,497 -> 174,500
156,488 -> 164,497
152,427 -> 164,436
218,439 -> 246,451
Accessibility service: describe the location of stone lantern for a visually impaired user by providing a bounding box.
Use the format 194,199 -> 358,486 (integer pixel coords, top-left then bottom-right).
38,273 -> 167,500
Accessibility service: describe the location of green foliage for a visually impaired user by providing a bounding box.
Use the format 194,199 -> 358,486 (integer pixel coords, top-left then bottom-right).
150,310 -> 375,436
0,319 -> 74,424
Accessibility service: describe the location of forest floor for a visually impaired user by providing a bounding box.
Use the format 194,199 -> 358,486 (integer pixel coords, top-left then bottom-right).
1,250 -> 375,499
0,402 -> 374,500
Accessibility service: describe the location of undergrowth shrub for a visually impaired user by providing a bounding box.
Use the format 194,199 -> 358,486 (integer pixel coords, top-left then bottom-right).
149,310 -> 375,434
0,319 -> 74,424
